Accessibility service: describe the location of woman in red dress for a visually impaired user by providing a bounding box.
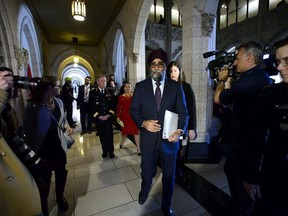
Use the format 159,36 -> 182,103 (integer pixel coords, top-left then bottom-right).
116,82 -> 141,155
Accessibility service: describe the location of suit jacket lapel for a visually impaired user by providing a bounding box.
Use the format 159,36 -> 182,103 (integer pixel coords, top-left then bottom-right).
159,79 -> 171,110
146,78 -> 159,111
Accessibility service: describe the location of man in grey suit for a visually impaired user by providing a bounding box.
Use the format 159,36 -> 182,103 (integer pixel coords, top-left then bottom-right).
130,49 -> 188,216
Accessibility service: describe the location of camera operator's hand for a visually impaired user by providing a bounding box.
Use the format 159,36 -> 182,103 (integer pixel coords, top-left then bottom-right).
0,71 -> 13,90
218,67 -> 229,82
214,67 -> 231,105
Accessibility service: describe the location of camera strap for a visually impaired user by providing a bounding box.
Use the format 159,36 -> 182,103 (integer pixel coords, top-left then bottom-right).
43,102 -> 66,132
49,111 -> 66,132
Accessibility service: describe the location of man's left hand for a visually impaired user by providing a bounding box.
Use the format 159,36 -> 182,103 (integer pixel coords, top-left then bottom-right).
243,181 -> 261,201
168,130 -> 182,142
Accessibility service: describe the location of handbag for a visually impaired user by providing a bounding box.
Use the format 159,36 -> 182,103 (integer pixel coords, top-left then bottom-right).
48,108 -> 75,149
62,131 -> 75,148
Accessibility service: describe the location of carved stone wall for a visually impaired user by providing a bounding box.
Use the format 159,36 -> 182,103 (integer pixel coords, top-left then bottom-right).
201,13 -> 216,37
145,21 -> 182,56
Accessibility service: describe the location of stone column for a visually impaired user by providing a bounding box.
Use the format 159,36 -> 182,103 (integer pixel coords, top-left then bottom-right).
127,50 -> 146,87
181,0 -> 217,159
163,0 -> 174,62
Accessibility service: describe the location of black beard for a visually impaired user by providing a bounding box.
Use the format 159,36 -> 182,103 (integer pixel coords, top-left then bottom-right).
150,69 -> 164,82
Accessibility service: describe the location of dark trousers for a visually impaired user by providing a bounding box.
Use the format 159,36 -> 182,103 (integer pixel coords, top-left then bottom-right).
176,141 -> 186,174
96,118 -> 114,154
64,102 -> 73,125
140,146 -> 177,210
34,161 -> 67,216
80,103 -> 92,131
224,151 -> 254,216
257,156 -> 288,216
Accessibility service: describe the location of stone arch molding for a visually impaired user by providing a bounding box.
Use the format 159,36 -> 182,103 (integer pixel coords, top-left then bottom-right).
172,46 -> 182,61
50,49 -> 96,82
146,40 -> 160,50
18,15 -> 41,77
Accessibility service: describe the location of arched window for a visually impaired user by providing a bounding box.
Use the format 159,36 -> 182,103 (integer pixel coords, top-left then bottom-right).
219,2 -> 228,29
248,0 -> 259,18
228,0 -> 237,25
112,29 -> 125,86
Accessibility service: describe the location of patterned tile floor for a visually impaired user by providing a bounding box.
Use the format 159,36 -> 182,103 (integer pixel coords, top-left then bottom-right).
46,129 -> 230,215
47,108 -> 230,216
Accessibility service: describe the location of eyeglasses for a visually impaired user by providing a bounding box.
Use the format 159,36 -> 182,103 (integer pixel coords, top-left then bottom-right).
150,61 -> 165,68
275,56 -> 288,67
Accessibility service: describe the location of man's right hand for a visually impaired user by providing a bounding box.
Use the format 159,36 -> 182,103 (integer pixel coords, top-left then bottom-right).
0,71 -> 13,90
142,120 -> 161,132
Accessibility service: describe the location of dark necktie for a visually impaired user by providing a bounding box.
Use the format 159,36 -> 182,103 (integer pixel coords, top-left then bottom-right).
101,89 -> 104,94
155,81 -> 161,109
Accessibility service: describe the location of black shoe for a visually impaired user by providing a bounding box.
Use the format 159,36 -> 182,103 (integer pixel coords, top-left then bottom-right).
80,130 -> 86,135
138,191 -> 148,205
73,121 -> 77,124
57,197 -> 69,211
161,207 -> 174,216
87,130 -> 92,134
109,152 -> 115,158
102,153 -> 108,158
96,131 -> 99,136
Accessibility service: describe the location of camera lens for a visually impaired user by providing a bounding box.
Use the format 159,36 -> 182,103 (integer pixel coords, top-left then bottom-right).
13,76 -> 41,90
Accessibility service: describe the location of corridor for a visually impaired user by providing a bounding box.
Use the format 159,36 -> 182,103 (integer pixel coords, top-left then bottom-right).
46,110 -> 229,216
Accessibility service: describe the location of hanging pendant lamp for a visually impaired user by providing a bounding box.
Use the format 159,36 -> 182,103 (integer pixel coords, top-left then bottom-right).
71,0 -> 86,21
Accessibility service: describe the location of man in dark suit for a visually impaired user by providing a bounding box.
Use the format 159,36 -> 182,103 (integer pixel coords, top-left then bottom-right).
130,49 -> 188,216
89,75 -> 116,158
61,77 -> 76,128
77,76 -> 93,135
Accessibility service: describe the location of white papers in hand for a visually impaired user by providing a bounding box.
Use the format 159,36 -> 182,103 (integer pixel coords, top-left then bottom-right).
162,110 -> 178,139
117,118 -> 124,127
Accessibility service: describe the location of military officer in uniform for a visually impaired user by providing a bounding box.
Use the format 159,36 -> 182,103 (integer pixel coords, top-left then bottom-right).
88,74 -> 116,158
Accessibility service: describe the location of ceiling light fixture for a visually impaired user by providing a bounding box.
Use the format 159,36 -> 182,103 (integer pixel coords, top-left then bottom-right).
71,0 -> 86,21
72,37 -> 79,67
73,56 -> 79,63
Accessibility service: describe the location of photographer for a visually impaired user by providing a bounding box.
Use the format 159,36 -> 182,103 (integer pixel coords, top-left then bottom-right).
0,67 -> 42,216
214,41 -> 272,216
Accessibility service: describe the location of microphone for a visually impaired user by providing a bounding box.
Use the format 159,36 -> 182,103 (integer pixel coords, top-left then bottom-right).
203,50 -> 227,58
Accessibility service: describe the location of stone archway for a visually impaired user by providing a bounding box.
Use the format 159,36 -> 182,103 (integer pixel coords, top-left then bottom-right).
20,16 -> 41,77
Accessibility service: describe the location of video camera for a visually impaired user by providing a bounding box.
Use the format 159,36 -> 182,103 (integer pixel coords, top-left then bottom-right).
13,76 -> 41,90
203,48 -> 279,81
203,50 -> 236,80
